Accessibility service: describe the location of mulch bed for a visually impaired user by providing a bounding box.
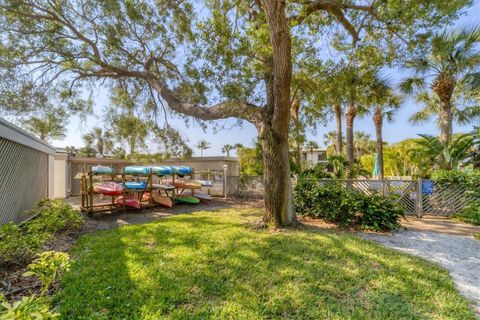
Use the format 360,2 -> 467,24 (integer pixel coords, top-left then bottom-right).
0,230 -> 80,303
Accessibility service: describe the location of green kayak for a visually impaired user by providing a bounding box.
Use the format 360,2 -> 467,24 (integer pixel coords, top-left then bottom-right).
175,196 -> 200,204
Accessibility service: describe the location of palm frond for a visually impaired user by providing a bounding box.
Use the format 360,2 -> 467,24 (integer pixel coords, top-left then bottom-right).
399,77 -> 426,95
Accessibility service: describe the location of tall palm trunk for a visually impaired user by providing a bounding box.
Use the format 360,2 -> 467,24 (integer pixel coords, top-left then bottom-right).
333,103 -> 343,154
439,100 -> 453,144
345,103 -> 356,173
373,108 -> 384,179
433,77 -> 454,144
260,0 -> 295,227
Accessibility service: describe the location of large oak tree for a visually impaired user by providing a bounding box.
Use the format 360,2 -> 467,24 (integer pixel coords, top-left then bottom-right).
0,0 -> 471,227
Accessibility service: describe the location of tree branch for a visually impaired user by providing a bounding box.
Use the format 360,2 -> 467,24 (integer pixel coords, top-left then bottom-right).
291,0 -> 376,43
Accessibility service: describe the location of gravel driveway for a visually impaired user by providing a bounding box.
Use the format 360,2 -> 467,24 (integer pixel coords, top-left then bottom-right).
362,230 -> 480,314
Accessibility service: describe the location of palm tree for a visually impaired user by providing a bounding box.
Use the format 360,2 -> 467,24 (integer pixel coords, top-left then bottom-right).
22,111 -> 67,142
221,144 -> 235,157
64,146 -> 77,156
83,127 -> 113,158
353,132 -> 375,157
401,26 -> 480,144
416,134 -> 473,170
323,131 -> 344,154
466,126 -> 480,168
365,75 -> 402,179
195,139 -> 211,157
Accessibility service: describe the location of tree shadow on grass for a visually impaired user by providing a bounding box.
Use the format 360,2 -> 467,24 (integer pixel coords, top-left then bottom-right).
55,212 -> 475,319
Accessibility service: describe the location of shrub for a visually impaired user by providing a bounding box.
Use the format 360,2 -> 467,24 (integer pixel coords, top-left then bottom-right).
294,179 -> 404,231
0,251 -> 69,319
0,200 -> 83,267
25,200 -> 84,236
454,203 -> 480,226
0,294 -> 59,319
0,223 -> 42,266
24,251 -> 70,295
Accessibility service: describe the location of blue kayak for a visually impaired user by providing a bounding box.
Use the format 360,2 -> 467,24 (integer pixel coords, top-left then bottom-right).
125,181 -> 147,189
124,166 -> 151,175
172,166 -> 192,176
92,165 -> 113,175
151,166 -> 174,176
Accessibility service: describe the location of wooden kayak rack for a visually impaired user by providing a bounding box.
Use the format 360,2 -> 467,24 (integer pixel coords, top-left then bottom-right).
81,167 -> 198,216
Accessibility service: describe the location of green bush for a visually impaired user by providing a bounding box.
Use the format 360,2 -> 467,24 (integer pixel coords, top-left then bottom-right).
25,200 -> 84,236
294,179 -> 404,231
432,169 -> 480,188
24,251 -> 71,295
0,200 -> 83,267
0,223 -> 42,265
454,202 -> 480,226
0,294 -> 59,319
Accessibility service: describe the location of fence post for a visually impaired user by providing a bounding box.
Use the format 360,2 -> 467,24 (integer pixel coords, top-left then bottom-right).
223,164 -> 228,199
416,178 -> 423,218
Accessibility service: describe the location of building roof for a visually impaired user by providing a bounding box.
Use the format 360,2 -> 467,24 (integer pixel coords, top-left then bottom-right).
0,117 -> 56,155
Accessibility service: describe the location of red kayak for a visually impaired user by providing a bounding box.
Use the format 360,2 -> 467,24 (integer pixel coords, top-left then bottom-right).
116,196 -> 141,209
93,182 -> 123,195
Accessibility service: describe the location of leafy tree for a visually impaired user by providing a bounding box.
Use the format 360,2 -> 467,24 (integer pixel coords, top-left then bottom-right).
22,109 -> 67,142
239,140 -> 264,176
0,0 -> 470,226
83,127 -> 113,158
221,144 -> 235,157
401,26 -> 480,143
196,139 -> 210,157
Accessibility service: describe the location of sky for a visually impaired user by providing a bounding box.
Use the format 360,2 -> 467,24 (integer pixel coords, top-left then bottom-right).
51,1 -> 480,157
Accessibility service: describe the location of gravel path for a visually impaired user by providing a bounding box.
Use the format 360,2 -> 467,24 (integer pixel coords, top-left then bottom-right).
362,231 -> 480,314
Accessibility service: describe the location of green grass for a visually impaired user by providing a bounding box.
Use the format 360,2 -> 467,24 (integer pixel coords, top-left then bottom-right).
55,209 -> 475,319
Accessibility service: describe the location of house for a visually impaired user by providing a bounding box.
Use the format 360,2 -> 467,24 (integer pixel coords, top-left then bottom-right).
302,148 -> 328,168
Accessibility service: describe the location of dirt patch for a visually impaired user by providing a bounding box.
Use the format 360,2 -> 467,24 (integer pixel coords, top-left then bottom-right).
401,215 -> 480,237
78,198 -> 264,233
0,230 -> 80,302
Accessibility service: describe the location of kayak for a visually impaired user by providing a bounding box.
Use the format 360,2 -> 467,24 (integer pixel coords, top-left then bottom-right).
152,183 -> 175,191
196,180 -> 213,187
152,193 -> 173,208
125,181 -> 147,189
116,196 -> 141,209
172,166 -> 192,176
151,166 -> 174,176
176,196 -> 200,204
124,166 -> 150,175
183,191 -> 212,200
92,165 -> 113,175
93,182 -> 123,195
173,180 -> 202,189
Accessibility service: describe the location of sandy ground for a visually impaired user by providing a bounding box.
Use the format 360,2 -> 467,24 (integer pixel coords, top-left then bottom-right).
362,229 -> 480,315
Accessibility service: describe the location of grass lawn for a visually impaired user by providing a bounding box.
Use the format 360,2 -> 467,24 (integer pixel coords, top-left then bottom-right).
55,208 -> 475,319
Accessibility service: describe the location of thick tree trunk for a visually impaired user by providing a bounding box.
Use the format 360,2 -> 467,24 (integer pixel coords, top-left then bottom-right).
439,99 -> 452,144
345,103 -> 356,173
373,109 -> 384,180
291,96 -> 303,173
333,103 -> 342,154
260,0 -> 295,227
